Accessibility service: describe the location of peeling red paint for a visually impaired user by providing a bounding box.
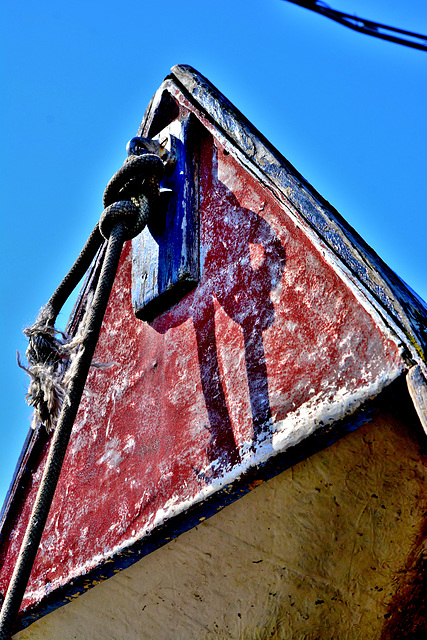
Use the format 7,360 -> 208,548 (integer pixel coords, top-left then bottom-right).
0,78 -> 406,620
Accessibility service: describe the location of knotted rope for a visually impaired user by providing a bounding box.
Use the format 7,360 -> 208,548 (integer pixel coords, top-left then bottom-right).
18,154 -> 163,435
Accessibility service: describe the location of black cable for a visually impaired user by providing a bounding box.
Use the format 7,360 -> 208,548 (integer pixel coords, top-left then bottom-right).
283,0 -> 427,51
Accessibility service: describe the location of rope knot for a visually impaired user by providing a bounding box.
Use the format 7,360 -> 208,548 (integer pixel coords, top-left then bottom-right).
99,199 -> 148,241
19,140 -> 166,434
103,153 -> 164,209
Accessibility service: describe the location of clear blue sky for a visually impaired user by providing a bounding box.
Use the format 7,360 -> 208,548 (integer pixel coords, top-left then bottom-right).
0,0 -> 426,507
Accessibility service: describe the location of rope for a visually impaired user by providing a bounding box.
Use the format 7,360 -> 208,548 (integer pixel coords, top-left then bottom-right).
17,223 -> 105,433
20,153 -> 163,436
0,153 -> 164,639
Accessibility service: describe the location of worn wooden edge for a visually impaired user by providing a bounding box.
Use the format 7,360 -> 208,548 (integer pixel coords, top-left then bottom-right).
0,429 -> 50,574
407,365 -> 427,436
159,64 -> 427,368
14,393 -> 384,633
0,430 -> 37,528
133,276 -> 198,322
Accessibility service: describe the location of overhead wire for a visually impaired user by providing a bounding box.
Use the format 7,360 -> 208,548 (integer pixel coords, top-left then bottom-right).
282,0 -> 427,51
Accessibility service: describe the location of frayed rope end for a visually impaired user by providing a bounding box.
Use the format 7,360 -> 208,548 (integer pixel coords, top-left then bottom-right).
18,296 -> 115,433
17,316 -> 71,434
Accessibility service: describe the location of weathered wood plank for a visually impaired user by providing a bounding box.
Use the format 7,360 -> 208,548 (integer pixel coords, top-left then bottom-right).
132,114 -> 200,320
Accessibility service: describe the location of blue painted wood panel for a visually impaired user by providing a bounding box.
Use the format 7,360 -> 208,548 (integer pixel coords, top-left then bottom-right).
132,114 -> 199,321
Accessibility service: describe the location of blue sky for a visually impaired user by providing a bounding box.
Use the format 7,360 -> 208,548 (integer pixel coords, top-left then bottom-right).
0,0 -> 426,507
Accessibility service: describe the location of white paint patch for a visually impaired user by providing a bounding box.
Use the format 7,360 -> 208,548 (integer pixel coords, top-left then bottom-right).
123,437 -> 136,454
272,369 -> 401,452
96,437 -> 123,469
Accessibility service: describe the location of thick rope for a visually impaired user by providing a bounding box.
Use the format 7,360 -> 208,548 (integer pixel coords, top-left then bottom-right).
0,224 -> 126,639
17,224 -> 104,433
20,154 -> 162,436
0,152 -> 163,638
46,223 -> 104,321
